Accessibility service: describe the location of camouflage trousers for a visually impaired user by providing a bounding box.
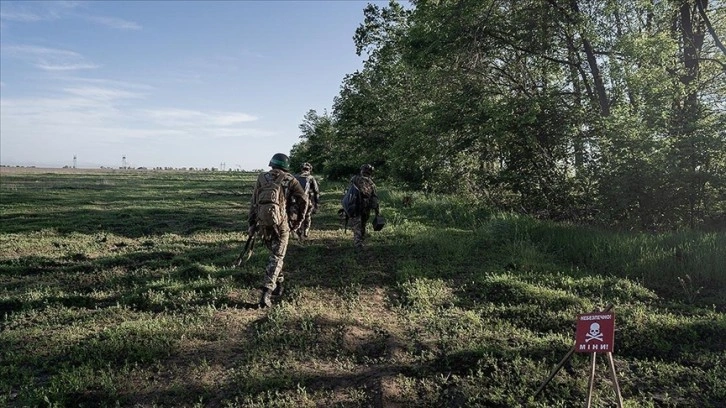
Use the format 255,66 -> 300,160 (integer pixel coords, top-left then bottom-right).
351,215 -> 368,248
259,227 -> 290,291
300,206 -> 314,237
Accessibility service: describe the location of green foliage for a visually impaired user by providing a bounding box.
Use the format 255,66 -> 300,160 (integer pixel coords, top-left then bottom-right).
295,0 -> 726,230
289,109 -> 339,177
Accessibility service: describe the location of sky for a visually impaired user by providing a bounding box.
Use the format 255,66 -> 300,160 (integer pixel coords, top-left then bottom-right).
0,0 -> 388,170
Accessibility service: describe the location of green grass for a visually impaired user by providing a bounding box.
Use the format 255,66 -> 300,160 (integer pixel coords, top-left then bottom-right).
1,168 -> 724,407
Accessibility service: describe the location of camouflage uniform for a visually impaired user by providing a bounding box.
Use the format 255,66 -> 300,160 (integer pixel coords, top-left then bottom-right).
296,170 -> 320,238
249,168 -> 308,293
349,172 -> 379,248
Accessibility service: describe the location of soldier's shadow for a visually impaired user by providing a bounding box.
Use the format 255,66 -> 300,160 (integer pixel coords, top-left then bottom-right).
237,302 -> 262,310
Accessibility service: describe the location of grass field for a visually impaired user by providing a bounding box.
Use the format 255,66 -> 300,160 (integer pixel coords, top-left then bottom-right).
1,167 -> 724,407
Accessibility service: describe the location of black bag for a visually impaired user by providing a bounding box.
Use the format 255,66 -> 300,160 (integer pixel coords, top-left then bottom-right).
372,215 -> 385,231
341,183 -> 361,218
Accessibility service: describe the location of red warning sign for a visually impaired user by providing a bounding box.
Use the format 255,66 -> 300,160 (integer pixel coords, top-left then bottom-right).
575,312 -> 615,353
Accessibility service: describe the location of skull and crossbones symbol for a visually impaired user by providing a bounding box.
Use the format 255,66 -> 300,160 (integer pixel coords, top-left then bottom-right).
585,322 -> 604,342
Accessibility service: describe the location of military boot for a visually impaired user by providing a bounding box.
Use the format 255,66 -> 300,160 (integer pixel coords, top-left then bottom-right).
259,288 -> 272,308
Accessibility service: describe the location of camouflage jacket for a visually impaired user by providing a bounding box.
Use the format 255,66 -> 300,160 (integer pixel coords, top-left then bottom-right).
296,171 -> 320,204
350,174 -> 379,213
248,168 -> 309,229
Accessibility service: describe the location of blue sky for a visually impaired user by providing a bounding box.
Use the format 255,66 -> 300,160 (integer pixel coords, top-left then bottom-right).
0,0 -> 387,170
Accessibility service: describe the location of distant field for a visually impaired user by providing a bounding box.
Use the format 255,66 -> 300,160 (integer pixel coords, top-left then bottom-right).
1,166 -> 119,174
1,168 -> 724,407
0,167 -> 246,174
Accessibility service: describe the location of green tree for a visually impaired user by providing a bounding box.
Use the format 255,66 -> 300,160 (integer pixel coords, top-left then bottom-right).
289,109 -> 337,177
298,0 -> 726,229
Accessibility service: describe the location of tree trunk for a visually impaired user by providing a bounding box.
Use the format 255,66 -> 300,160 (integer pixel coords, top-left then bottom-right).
569,0 -> 610,116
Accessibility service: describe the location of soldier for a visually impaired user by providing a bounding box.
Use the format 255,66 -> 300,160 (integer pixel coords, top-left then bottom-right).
293,162 -> 320,238
248,153 -> 308,308
345,164 -> 380,249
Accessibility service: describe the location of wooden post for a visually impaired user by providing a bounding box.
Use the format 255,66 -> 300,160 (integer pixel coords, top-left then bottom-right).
606,352 -> 624,408
533,346 -> 577,398
586,352 -> 597,408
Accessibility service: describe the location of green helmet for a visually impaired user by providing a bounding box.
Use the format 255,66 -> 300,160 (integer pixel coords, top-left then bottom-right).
269,153 -> 290,171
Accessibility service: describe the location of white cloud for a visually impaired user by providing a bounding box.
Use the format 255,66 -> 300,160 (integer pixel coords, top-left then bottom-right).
0,1 -> 78,22
212,113 -> 259,126
60,76 -> 156,91
2,44 -> 99,71
2,96 -> 272,159
3,44 -> 72,55
143,109 -> 258,128
2,85 -> 267,146
1,96 -> 126,128
143,108 -> 207,125
211,127 -> 276,139
63,86 -> 146,101
1,80 -> 144,134
1,68 -> 269,169
0,10 -> 45,22
0,2 -> 141,31
36,62 -> 100,71
82,15 -> 142,30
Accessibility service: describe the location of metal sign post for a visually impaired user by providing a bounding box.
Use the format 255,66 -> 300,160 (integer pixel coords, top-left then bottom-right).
534,304 -> 624,407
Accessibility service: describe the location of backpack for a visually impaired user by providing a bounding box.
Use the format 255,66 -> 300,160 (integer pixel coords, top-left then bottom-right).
341,176 -> 374,218
356,176 -> 375,198
256,171 -> 288,228
342,183 -> 362,218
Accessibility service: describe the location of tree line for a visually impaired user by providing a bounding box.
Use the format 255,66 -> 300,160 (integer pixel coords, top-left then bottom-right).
290,0 -> 726,231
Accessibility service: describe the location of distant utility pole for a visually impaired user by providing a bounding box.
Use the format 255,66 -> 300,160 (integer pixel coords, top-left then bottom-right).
73,155 -> 77,169
122,155 -> 127,169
